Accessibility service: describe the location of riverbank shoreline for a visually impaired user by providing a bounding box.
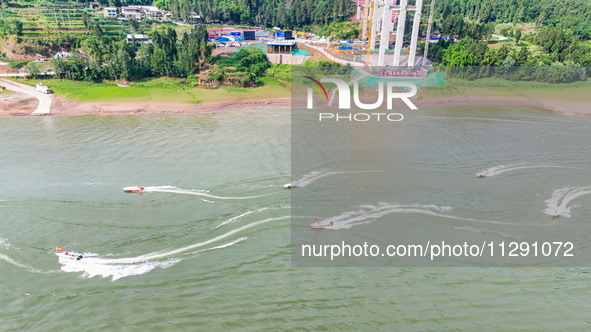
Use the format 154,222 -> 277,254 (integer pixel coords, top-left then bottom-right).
1,77 -> 589,116
418,96 -> 591,116
0,95 -> 292,116
2,95 -> 589,117
50,97 -> 292,116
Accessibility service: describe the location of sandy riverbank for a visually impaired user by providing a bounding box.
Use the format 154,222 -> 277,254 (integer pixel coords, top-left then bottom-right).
0,94 -> 291,116
418,96 -> 591,115
0,78 -> 52,114
50,97 -> 292,116
1,90 -> 589,117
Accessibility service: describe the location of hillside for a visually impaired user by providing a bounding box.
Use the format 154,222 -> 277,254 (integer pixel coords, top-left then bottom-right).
437,0 -> 591,40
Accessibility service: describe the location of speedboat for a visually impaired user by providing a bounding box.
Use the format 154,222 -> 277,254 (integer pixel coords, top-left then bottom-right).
123,185 -> 144,193
311,219 -> 333,228
476,170 -> 489,177
56,251 -> 83,263
552,204 -> 561,217
283,180 -> 299,189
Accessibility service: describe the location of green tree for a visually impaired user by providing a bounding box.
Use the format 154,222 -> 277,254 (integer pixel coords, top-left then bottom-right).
24,62 -> 41,77
82,11 -> 91,30
175,47 -> 195,77
207,67 -> 226,83
84,38 -> 105,65
153,0 -> 170,10
150,48 -> 167,77
234,48 -> 271,78
515,45 -> 530,64
442,44 -> 476,66
13,20 -> 23,36
514,29 -> 522,45
92,23 -> 103,38
129,18 -> 139,34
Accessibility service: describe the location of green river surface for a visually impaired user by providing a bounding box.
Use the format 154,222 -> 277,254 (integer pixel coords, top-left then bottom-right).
1,106 -> 590,330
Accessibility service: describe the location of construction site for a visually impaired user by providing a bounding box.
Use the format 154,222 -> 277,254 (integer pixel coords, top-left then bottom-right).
354,0 -> 436,66
266,0 -> 437,67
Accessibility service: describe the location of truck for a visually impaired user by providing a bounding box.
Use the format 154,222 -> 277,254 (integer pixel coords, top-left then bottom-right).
36,83 -> 51,94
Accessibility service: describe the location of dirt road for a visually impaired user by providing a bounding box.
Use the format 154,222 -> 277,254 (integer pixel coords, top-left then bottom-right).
0,78 -> 52,114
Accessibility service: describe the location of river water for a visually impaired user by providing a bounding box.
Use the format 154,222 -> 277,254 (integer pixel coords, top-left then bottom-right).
1,107 -> 590,330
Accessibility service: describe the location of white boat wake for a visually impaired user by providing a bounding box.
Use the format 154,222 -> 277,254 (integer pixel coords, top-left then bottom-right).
0,253 -> 48,274
543,186 -> 591,218
57,215 -> 289,280
312,202 -> 552,230
0,238 -> 56,274
289,170 -> 379,188
313,203 -> 451,230
141,185 -> 268,200
476,163 -> 570,177
215,205 -> 290,229
0,237 -> 10,250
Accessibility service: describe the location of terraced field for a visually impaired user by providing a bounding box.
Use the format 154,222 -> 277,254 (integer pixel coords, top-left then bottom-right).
0,3 -> 162,52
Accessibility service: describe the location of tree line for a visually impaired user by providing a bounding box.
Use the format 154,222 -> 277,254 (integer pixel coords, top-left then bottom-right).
167,0 -> 354,29
207,47 -> 271,86
437,0 -> 591,40
52,25 -> 212,81
425,1 -> 591,82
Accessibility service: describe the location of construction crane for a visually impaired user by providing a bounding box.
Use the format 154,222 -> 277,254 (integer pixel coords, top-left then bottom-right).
365,0 -> 375,65
357,0 -> 376,65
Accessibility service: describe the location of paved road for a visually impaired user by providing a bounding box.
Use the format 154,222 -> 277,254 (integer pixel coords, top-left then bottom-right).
0,73 -> 27,77
299,41 -> 365,67
0,78 -> 52,114
491,34 -> 508,41
0,72 -> 55,77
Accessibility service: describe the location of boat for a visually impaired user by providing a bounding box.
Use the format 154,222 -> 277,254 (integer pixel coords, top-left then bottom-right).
283,180 -> 299,189
311,219 -> 333,228
123,185 -> 144,193
476,170 -> 489,177
552,204 -> 562,217
56,250 -> 83,263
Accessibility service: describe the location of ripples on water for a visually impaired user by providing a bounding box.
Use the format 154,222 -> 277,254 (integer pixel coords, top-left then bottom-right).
0,107 -> 590,329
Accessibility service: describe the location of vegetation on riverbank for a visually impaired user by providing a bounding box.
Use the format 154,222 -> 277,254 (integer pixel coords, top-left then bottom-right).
14,75 -> 290,102
422,76 -> 591,100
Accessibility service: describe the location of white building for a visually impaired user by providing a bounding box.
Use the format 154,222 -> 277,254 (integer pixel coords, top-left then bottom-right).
53,51 -> 73,59
121,6 -> 142,20
126,34 -> 152,44
103,7 -> 117,18
139,6 -> 162,18
121,6 -> 164,20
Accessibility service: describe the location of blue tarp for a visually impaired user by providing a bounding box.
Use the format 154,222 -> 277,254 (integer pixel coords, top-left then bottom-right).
339,46 -> 353,50
230,32 -> 241,36
216,36 -> 230,42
